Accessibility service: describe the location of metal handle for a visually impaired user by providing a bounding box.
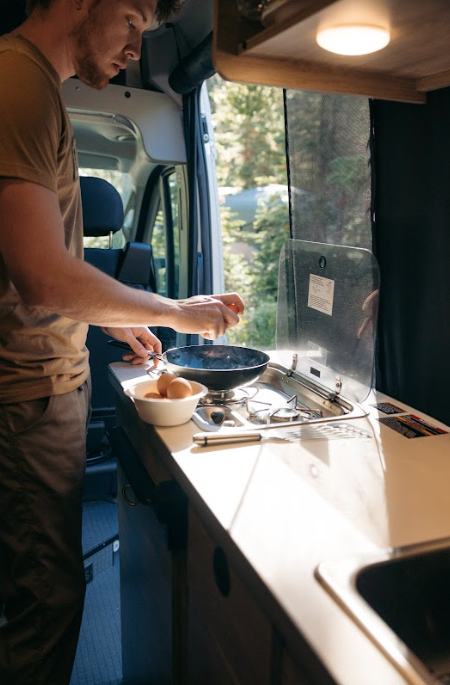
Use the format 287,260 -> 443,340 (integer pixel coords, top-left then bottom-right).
122,483 -> 139,506
193,431 -> 263,446
107,339 -> 164,361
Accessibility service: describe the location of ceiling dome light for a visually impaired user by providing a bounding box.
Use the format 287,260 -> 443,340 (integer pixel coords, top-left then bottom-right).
316,25 -> 390,56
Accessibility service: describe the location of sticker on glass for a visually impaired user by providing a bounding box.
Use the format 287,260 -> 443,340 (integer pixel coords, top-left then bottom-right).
308,274 -> 335,315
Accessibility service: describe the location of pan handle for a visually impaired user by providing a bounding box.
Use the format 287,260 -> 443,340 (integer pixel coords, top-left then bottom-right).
107,339 -> 164,362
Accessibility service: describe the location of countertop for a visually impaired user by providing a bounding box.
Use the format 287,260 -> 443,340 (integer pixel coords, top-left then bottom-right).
109,359 -> 450,685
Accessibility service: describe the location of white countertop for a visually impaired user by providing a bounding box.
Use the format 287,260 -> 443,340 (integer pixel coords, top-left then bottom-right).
109,360 -> 450,685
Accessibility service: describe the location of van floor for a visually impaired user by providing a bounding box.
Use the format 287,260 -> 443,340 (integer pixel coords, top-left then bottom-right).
71,499 -> 122,685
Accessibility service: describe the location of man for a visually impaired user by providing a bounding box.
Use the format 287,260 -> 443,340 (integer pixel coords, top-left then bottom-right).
0,0 -> 244,682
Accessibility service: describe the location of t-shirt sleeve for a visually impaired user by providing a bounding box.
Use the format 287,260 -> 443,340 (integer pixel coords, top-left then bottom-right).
0,51 -> 61,193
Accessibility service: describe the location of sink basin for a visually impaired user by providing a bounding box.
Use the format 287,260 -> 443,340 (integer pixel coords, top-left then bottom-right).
315,538 -> 450,685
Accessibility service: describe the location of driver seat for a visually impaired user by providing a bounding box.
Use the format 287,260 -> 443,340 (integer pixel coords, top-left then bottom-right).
81,176 -> 157,498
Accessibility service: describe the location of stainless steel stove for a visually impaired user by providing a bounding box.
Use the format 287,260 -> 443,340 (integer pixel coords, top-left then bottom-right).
191,240 -> 379,436
191,358 -> 367,433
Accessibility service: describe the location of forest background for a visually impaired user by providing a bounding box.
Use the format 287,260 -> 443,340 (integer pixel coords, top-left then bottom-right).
207,75 -> 371,351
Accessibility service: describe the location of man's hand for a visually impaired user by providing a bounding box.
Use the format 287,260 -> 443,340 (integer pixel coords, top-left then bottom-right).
174,292 -> 245,340
102,326 -> 162,365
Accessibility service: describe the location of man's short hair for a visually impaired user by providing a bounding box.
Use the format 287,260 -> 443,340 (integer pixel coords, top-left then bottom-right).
26,0 -> 182,23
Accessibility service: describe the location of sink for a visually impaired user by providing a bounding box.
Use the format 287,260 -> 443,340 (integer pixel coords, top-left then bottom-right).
315,538 -> 450,685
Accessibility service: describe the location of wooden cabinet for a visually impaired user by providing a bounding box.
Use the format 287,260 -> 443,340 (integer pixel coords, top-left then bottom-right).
112,390 -> 331,685
213,0 -> 450,103
280,648 -> 314,685
113,425 -> 188,685
118,462 -> 175,684
187,508 -> 274,685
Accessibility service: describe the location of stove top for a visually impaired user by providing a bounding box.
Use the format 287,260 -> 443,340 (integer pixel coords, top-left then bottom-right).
192,361 -> 367,432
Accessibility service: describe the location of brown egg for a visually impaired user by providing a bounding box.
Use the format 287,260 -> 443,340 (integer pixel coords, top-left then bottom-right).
166,377 -> 193,399
144,391 -> 165,399
156,373 -> 178,397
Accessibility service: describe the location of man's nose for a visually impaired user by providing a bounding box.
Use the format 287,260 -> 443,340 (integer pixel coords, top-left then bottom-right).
125,37 -> 142,61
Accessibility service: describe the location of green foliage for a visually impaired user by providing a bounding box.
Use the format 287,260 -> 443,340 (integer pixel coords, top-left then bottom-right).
207,76 -> 289,350
208,76 -> 287,189
226,300 -> 278,349
222,200 -> 289,349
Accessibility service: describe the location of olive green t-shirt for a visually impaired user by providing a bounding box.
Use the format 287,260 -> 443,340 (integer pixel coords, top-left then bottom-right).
0,35 -> 89,403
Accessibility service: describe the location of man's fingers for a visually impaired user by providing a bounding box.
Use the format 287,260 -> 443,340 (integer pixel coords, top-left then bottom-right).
212,292 -> 245,314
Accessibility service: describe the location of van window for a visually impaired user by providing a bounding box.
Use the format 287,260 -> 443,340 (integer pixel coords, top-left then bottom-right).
285,91 -> 371,249
149,169 -> 181,299
207,75 -> 288,352
207,78 -> 371,353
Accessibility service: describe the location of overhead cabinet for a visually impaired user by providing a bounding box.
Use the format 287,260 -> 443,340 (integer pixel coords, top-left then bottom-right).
213,0 -> 450,103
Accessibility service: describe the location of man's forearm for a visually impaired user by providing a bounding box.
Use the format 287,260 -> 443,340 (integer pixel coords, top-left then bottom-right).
25,252 -> 242,340
30,253 -> 178,327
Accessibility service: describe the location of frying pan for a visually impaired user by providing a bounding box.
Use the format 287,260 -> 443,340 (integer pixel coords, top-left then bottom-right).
163,345 -> 270,392
107,341 -> 270,392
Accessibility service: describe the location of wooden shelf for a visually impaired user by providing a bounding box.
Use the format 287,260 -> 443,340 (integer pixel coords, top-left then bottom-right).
213,0 -> 450,103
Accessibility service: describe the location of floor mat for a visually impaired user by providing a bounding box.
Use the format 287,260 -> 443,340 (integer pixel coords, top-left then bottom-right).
82,499 -> 119,553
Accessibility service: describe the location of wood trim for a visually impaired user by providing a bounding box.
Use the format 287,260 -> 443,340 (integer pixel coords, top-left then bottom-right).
240,0 -> 339,54
213,50 -> 426,104
417,69 -> 450,93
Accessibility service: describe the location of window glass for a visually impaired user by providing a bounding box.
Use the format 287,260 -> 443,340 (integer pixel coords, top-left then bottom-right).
152,207 -> 166,294
207,76 -> 371,353
79,168 -> 135,248
150,171 -> 180,299
285,91 -> 371,249
207,75 -> 288,352
168,174 -> 180,299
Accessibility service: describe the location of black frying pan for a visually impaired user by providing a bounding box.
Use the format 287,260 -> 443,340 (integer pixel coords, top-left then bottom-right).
163,344 -> 270,392
108,341 -> 270,392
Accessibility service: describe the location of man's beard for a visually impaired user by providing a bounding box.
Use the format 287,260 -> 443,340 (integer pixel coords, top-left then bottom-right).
69,12 -> 111,90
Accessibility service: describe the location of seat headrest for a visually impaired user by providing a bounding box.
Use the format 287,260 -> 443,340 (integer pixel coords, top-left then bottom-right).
80,177 -> 124,237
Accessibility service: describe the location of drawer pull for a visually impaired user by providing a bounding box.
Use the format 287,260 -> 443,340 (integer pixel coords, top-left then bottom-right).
122,483 -> 139,506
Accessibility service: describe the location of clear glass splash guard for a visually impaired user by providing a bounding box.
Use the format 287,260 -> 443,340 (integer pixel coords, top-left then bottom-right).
277,240 -> 380,404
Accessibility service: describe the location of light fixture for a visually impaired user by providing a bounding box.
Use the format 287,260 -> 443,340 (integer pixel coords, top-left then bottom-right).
316,25 -> 390,56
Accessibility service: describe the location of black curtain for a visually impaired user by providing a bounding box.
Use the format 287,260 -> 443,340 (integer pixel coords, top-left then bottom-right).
182,86 -> 213,346
182,86 -> 213,299
371,88 -> 450,424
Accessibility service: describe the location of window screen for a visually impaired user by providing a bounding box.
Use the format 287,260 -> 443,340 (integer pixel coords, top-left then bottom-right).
285,91 -> 371,250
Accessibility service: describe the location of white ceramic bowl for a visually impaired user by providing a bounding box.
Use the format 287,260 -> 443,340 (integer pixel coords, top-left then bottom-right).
125,378 -> 208,426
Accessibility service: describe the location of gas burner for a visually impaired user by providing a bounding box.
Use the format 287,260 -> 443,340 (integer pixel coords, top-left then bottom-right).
247,413 -> 269,425
269,407 -> 301,422
247,405 -> 301,425
200,386 -> 256,407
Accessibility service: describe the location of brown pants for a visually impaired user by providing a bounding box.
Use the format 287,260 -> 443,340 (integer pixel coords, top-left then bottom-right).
0,379 -> 91,685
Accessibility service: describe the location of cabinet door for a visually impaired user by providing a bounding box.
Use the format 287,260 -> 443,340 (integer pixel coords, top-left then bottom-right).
118,462 -> 174,684
187,508 -> 273,685
280,648 -> 313,685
